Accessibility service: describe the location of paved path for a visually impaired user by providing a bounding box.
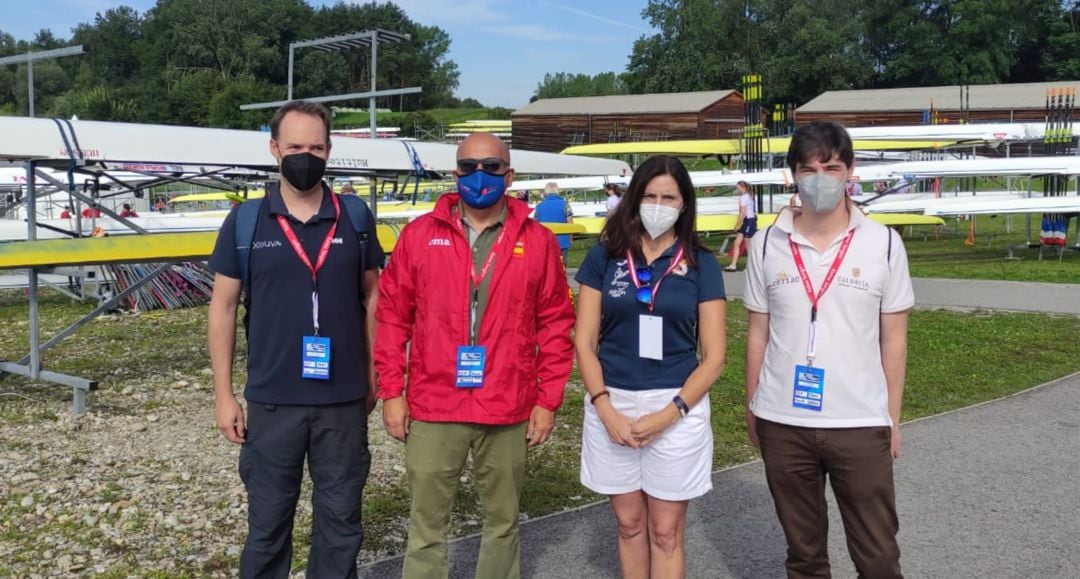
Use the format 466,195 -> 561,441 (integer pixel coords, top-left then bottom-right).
360,373 -> 1080,578
567,270 -> 1080,316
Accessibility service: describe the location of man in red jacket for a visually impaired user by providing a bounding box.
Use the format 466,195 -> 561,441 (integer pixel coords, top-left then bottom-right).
376,133 -> 575,578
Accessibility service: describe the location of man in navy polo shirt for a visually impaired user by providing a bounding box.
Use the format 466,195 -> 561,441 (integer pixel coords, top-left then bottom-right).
207,100 -> 383,578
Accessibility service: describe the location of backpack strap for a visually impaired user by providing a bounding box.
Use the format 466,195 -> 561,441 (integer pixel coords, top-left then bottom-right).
233,197 -> 263,301
338,194 -> 372,243
761,224 -> 775,260
887,227 -> 894,262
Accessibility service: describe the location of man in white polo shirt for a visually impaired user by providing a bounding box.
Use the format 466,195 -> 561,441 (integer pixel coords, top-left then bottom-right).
744,120 -> 913,579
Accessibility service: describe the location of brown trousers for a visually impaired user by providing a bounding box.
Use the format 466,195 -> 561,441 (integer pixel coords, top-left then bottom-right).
757,418 -> 903,579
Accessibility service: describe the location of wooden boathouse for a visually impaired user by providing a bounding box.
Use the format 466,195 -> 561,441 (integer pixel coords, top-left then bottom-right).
797,81 -> 1080,127
512,90 -> 745,153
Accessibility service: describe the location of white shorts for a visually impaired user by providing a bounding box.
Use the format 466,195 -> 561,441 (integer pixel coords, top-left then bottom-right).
580,387 -> 713,501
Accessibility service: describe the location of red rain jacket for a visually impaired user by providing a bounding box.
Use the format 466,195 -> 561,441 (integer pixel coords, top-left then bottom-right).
375,194 -> 575,424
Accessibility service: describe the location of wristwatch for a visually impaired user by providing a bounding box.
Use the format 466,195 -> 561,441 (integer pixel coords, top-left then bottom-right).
672,395 -> 689,418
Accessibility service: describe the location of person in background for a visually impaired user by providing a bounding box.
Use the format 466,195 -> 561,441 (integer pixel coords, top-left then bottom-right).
575,154 -> 726,578
340,182 -> 356,195
725,180 -> 757,271
119,203 -> 139,218
845,179 -> 861,197
154,199 -> 167,212
534,181 -> 574,265
82,204 -> 102,218
60,205 -> 73,219
605,182 -> 622,215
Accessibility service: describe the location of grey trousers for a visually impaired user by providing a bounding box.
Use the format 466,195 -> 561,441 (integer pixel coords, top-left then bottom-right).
239,399 -> 371,579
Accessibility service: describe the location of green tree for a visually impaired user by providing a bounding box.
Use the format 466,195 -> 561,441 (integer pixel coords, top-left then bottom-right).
1042,1 -> 1080,80
49,85 -> 137,121
758,0 -> 876,103
207,76 -> 281,128
624,0 -> 750,94
71,6 -> 144,86
533,71 -> 628,100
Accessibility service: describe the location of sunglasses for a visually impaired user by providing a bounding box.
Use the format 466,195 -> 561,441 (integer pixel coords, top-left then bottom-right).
457,157 -> 508,176
636,268 -> 653,304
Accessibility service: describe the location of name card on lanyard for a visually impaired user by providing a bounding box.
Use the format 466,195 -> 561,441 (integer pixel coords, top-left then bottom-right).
626,245 -> 684,361
277,191 -> 341,380
457,222 -> 506,388
788,229 -> 855,411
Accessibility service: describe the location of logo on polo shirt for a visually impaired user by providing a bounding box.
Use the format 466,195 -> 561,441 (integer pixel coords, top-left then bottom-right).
332,237 -> 344,245
837,273 -> 870,291
427,238 -> 451,247
513,240 -> 525,257
252,240 -> 283,250
768,269 -> 801,289
609,264 -> 630,298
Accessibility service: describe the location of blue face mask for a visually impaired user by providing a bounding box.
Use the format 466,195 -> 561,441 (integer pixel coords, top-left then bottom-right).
457,170 -> 507,209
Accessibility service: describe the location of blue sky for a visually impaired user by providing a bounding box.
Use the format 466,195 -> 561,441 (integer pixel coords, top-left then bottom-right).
3,0 -> 653,109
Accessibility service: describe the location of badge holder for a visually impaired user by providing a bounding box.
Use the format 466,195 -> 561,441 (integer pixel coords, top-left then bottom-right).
456,345 -> 486,388
302,291 -> 331,381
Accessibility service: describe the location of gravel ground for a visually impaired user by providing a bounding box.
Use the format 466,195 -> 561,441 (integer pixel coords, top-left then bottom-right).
0,367 -> 406,577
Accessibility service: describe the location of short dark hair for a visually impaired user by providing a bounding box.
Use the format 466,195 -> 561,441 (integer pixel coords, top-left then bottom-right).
269,100 -> 332,144
600,155 -> 705,266
787,121 -> 854,170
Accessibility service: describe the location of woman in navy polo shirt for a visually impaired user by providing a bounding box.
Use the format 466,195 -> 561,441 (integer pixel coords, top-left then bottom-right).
574,155 -> 727,577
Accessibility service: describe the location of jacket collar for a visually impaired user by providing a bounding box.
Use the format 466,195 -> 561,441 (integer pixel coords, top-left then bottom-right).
433,193 -> 531,240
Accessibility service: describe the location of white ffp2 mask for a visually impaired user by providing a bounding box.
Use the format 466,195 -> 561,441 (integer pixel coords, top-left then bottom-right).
639,203 -> 680,239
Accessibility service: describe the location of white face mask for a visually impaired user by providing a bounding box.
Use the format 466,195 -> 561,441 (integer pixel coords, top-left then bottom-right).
639,203 -> 680,240
797,173 -> 846,213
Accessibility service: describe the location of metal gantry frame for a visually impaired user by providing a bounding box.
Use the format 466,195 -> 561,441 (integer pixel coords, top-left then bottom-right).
241,29 -> 420,141
0,46 -> 85,117
0,161 -> 263,413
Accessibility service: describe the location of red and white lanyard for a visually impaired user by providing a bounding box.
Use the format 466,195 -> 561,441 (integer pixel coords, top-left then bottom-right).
626,245 -> 685,313
788,229 -> 855,365
276,191 -> 341,335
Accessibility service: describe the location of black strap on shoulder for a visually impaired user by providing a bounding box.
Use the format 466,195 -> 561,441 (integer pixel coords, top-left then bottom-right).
233,198 -> 263,301
762,224 -> 774,259
338,193 -> 372,243
887,227 -> 894,261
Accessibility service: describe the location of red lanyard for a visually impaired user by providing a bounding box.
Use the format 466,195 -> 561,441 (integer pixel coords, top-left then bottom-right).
626,245 -> 685,313
276,191 -> 341,334
470,230 -> 505,288
788,229 -> 855,364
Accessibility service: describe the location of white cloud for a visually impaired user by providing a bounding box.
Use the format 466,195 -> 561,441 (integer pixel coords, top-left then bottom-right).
536,0 -> 645,32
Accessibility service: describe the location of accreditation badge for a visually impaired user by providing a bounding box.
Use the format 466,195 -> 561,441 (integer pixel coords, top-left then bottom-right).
301,336 -> 331,380
455,345 -> 486,388
792,364 -> 824,411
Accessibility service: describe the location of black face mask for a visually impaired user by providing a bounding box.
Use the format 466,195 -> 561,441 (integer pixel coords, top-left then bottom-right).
280,152 -> 326,192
